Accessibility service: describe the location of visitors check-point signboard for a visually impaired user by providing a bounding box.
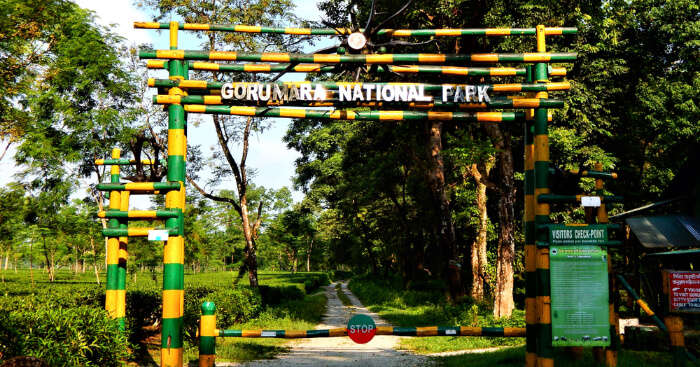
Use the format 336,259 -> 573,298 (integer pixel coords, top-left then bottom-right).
347,314 -> 376,344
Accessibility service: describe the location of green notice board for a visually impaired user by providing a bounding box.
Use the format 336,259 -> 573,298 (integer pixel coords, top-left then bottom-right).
550,245 -> 611,347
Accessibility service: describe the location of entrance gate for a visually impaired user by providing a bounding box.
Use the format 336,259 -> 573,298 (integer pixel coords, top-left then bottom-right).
95,17 -> 627,367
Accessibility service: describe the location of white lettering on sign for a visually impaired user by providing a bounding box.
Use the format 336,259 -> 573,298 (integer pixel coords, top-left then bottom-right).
581,196 -> 601,207
220,83 -> 488,103
349,324 -> 375,333
148,230 -> 169,241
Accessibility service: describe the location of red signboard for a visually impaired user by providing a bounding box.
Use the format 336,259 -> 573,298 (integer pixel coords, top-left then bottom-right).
668,271 -> 700,313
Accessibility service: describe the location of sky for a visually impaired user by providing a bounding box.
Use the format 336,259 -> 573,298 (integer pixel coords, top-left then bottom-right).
1,0 -> 334,207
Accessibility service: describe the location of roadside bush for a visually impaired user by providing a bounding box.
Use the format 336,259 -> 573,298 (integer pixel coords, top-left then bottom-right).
329,270 -> 353,281
0,306 -> 130,367
303,273 -> 330,294
183,286 -> 262,342
259,285 -> 304,305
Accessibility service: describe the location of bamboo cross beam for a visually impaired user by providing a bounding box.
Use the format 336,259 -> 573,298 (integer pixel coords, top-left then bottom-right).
95,158 -> 164,165
134,22 -> 576,37
154,95 -> 564,109
536,194 -> 624,203
183,105 -> 552,122
147,79 -> 571,93
102,227 -> 179,237
96,182 -> 182,191
139,49 -> 577,64
98,209 -> 181,219
147,60 -> 569,77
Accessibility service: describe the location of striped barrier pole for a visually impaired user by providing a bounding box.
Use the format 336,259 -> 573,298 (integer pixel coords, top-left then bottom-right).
536,194 -> 624,203
524,65 -> 538,367
105,148 -> 125,331
147,60 -> 569,77
95,158 -> 163,165
161,21 -> 186,367
533,24 -> 554,367
181,106 -> 552,122
217,326 -> 526,338
138,50 -> 577,64
134,22 -> 576,37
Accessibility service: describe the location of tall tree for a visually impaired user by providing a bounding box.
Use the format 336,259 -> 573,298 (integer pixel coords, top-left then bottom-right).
140,0 -> 306,287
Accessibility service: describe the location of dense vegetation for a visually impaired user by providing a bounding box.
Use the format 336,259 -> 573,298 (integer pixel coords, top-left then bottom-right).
0,270 -> 329,365
0,0 -> 697,364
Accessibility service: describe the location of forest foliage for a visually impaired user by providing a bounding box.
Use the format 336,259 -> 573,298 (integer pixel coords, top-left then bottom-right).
0,0 -> 697,318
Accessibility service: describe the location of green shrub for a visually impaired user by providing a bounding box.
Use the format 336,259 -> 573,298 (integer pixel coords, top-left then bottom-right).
329,270 -> 353,281
184,286 -> 262,342
303,273 -> 330,294
0,306 -> 130,367
259,285 -> 304,305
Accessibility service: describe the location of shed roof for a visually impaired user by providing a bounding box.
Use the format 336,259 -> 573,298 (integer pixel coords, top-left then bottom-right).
626,215 -> 700,249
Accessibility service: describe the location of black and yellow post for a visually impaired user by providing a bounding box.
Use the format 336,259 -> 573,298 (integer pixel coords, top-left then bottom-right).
665,316 -> 687,367
524,64 -> 538,367
596,162 -> 619,367
105,148 -> 125,330
533,24 -> 553,367
161,20 -> 187,367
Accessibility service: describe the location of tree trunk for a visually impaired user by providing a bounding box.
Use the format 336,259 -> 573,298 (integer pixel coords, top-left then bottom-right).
240,197 -> 259,287
90,236 -> 100,284
468,160 -> 493,301
426,121 -> 464,302
306,238 -> 314,272
484,124 -> 516,318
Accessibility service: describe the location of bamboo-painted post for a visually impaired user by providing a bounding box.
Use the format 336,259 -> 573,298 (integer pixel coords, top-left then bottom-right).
597,162 -> 618,367
161,20 -> 186,367
116,189 -> 130,330
105,148 -> 124,330
199,302 -> 217,367
533,24 -> 554,367
524,64 -> 538,367
665,316 -> 686,367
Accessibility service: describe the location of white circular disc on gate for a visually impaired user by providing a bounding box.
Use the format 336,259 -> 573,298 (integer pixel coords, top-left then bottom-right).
347,32 -> 367,50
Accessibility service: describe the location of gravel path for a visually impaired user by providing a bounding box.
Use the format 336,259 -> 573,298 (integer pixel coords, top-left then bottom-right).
227,281 -> 434,367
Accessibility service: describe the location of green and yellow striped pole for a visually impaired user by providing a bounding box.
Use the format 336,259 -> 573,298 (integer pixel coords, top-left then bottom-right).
134,22 -> 576,37
138,49 -> 577,64
105,148 -> 125,330
161,20 -> 186,367
665,316 -> 687,367
533,25 -> 554,367
199,302 -> 216,367
524,65 -> 537,367
116,188 -> 129,329
594,162 -> 618,367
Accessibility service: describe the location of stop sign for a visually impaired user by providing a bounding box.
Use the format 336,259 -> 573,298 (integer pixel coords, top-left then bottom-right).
347,314 -> 376,344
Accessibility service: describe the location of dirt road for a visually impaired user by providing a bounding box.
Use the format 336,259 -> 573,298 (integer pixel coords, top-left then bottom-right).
232,281 -> 434,367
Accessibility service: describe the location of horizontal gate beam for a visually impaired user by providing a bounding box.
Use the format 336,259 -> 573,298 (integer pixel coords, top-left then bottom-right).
134,22 -> 576,37
139,50 -> 577,64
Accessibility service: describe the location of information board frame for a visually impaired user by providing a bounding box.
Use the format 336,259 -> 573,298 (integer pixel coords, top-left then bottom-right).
550,245 -> 611,347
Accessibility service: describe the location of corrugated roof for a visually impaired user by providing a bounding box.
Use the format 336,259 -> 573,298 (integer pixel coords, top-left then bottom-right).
626,215 -> 700,249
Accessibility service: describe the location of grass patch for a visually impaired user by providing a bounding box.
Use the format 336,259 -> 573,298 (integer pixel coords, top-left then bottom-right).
335,283 -> 353,306
348,274 -> 524,354
435,345 -> 676,367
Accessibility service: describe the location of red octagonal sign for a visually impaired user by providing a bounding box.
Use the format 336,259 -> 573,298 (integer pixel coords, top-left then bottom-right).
347,314 -> 376,344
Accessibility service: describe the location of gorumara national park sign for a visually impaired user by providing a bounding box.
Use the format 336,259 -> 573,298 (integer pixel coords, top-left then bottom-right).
220,82 -> 491,103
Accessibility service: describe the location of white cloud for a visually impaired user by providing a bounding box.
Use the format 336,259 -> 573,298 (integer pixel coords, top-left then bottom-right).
74,0 -> 154,46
